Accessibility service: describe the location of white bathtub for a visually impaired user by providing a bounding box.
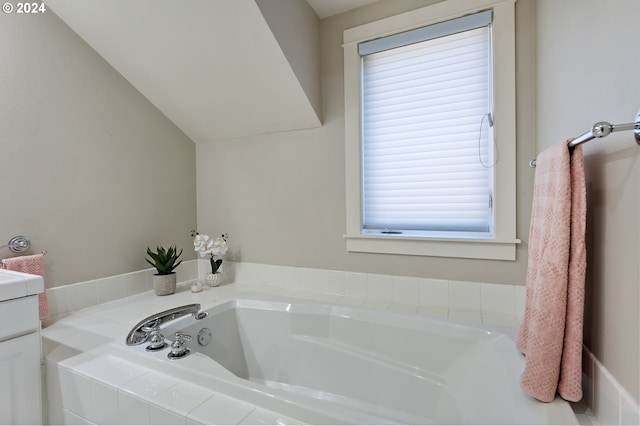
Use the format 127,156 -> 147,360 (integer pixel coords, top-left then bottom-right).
156,296 -> 579,425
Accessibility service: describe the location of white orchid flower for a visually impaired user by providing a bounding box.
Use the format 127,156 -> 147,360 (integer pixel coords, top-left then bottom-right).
198,244 -> 214,257
211,236 -> 228,257
192,232 -> 229,267
193,234 -> 212,256
193,234 -> 208,248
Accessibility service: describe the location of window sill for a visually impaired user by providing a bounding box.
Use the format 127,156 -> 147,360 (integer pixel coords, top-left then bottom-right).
344,234 -> 521,261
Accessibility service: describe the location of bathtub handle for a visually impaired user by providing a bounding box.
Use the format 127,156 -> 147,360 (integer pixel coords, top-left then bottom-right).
168,332 -> 191,360
142,321 -> 167,352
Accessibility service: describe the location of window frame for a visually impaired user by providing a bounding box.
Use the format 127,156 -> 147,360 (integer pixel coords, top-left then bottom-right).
343,0 -> 519,261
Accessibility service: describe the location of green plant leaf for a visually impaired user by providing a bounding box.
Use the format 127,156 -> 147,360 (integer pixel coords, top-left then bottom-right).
145,244 -> 183,275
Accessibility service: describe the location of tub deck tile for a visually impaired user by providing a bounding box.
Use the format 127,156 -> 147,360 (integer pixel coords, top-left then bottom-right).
118,391 -> 150,424
481,312 -> 520,328
387,302 -> 418,314
90,380 -> 119,425
313,293 -> 342,303
361,298 -> 390,310
448,309 -> 482,323
149,405 -> 187,425
90,359 -> 148,389
240,408 -> 304,425
186,393 -> 255,425
120,371 -> 181,401
151,382 -> 215,417
335,296 -> 365,307
416,306 -> 449,318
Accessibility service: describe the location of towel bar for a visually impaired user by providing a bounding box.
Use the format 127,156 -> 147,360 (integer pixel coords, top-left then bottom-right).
530,110 -> 640,167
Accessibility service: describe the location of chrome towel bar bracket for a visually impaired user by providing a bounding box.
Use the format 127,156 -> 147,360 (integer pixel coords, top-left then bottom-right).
0,236 -> 31,253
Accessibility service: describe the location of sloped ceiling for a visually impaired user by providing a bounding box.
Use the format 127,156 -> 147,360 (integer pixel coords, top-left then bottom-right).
306,0 -> 380,18
44,0 -> 322,143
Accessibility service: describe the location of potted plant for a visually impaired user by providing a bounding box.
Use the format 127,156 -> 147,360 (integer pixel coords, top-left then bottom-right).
191,230 -> 228,287
146,245 -> 183,295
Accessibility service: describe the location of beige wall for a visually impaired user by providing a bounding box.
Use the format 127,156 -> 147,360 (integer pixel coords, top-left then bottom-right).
537,0 -> 640,403
196,0 -> 537,286
0,11 -> 197,287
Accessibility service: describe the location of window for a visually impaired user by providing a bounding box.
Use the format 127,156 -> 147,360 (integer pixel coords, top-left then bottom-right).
343,0 -> 518,260
361,11 -> 493,237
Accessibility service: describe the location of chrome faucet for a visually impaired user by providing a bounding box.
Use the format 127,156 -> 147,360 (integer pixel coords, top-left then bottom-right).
125,304 -> 208,349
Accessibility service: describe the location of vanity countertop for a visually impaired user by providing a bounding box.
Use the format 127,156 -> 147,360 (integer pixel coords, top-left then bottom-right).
0,269 -> 44,302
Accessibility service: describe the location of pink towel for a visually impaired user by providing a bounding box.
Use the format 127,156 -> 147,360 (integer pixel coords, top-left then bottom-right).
516,139 -> 586,403
1,254 -> 49,319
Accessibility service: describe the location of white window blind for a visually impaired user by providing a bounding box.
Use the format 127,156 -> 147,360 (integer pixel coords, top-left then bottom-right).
360,13 -> 493,235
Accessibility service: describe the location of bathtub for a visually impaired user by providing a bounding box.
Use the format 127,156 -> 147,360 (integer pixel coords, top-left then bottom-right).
154,295 -> 579,425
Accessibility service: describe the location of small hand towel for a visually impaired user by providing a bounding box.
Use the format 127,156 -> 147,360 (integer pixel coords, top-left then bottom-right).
516,139 -> 586,403
1,254 -> 49,319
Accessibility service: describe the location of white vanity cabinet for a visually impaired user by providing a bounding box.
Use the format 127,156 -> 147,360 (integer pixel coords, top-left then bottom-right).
0,270 -> 44,425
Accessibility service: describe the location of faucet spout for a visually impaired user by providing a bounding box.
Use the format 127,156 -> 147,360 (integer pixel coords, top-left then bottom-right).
126,303 -> 208,346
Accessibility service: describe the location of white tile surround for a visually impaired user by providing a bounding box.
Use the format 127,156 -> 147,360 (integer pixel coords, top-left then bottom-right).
42,260 -> 638,425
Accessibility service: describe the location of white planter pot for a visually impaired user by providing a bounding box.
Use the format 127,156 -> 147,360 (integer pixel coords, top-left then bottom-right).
204,272 -> 222,287
153,273 -> 176,296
